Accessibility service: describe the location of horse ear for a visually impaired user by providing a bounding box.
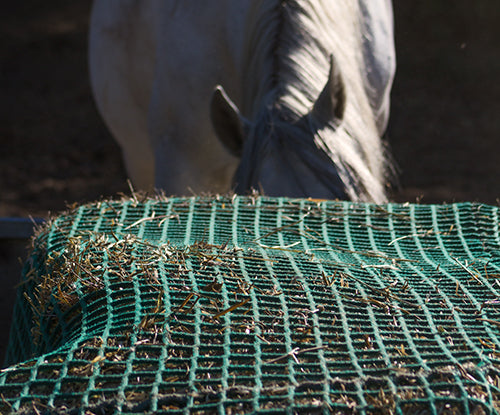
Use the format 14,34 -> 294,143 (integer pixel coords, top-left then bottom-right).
210,86 -> 248,157
311,54 -> 346,125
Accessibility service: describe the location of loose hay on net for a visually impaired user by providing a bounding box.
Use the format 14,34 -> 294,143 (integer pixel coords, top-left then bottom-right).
2,195 -> 500,414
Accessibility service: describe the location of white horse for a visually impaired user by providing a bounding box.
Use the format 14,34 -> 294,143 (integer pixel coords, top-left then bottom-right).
89,0 -> 395,202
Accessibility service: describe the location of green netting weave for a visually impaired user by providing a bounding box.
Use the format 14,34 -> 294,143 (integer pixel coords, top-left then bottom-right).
2,196 -> 500,414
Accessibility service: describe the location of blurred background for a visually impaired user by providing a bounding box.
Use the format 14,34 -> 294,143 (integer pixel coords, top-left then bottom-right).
0,1 -> 499,360
1,1 -> 499,218
388,3 -> 499,205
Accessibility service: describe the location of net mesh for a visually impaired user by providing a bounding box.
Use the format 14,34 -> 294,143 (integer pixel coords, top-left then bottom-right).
2,196 -> 500,414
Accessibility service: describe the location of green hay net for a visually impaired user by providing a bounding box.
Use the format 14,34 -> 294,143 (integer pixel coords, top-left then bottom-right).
2,196 -> 500,414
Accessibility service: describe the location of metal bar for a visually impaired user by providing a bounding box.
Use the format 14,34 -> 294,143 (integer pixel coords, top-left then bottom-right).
0,218 -> 45,239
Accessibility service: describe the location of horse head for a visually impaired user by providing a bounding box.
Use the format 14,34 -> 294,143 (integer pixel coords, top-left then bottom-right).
210,55 -> 351,199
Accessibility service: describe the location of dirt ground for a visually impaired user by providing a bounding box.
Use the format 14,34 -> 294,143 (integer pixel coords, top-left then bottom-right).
0,2 -> 499,363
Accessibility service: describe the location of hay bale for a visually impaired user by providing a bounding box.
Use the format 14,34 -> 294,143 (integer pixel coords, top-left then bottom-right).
1,196 -> 500,414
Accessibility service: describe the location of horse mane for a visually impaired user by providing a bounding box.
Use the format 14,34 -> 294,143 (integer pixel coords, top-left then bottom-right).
241,0 -> 389,202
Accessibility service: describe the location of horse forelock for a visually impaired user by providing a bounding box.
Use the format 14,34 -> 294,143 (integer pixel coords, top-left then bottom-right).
240,0 -> 389,202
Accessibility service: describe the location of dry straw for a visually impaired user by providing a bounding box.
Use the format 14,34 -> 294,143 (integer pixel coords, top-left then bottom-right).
1,195 -> 500,414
